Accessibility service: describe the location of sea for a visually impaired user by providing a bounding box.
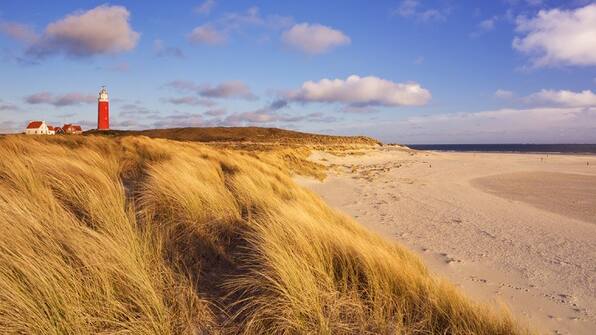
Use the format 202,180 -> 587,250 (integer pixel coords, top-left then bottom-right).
407,144 -> 596,154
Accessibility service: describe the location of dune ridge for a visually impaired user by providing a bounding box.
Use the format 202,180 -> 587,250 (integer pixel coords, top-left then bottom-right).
0,135 -> 530,334
84,126 -> 381,147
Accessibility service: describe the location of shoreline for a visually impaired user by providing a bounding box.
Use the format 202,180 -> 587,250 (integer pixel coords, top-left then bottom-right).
412,149 -> 596,156
405,143 -> 596,155
299,148 -> 596,335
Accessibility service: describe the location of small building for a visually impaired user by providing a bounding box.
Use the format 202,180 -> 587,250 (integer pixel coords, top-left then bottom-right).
47,125 -> 56,135
25,121 -> 52,135
63,124 -> 83,135
54,127 -> 64,135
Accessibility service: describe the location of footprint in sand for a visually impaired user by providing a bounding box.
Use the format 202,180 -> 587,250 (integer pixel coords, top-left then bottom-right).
470,276 -> 488,284
440,252 -> 463,264
400,178 -> 415,185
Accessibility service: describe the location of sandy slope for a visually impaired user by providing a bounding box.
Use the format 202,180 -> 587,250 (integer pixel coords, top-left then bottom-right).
298,147 -> 596,335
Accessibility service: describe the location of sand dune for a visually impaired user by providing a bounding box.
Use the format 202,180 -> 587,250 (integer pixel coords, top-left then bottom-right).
300,147 -> 596,335
0,136 -> 528,334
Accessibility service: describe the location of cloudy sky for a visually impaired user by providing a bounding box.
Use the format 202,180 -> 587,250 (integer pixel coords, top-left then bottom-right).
0,0 -> 595,143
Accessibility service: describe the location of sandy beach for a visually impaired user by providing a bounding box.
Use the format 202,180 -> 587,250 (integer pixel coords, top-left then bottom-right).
299,147 -> 596,335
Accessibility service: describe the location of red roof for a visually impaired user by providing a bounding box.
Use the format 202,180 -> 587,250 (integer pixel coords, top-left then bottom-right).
27,121 -> 43,129
48,126 -> 55,131
63,124 -> 82,132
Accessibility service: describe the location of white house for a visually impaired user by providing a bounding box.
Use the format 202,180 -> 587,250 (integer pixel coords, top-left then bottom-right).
25,121 -> 52,135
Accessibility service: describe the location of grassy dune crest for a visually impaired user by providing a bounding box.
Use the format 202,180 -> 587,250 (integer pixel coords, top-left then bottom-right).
0,135 -> 530,334
85,126 -> 381,146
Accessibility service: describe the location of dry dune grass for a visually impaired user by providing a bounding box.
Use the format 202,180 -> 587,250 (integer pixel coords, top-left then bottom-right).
0,135 -> 531,334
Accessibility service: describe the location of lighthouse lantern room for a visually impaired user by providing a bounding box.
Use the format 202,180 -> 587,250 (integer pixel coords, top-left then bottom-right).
97,86 -> 109,130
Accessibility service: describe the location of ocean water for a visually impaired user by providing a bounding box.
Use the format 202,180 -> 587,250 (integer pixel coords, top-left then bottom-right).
407,144 -> 596,154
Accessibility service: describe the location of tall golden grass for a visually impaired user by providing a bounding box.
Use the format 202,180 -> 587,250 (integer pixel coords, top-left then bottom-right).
0,135 -> 531,334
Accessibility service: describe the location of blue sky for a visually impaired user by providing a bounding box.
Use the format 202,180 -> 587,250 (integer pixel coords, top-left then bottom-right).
1,0 -> 595,143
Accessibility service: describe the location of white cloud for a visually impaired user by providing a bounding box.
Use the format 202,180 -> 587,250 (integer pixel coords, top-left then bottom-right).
225,110 -> 278,124
525,89 -> 596,107
217,99 -> 289,125
153,39 -> 184,58
162,96 -> 215,107
220,6 -> 265,28
479,16 -> 497,31
395,0 -> 419,17
222,107 -> 336,126
0,21 -> 37,44
394,0 -> 449,22
345,87 -> 596,143
494,89 -> 514,99
187,6 -> 293,46
513,4 -> 596,67
25,5 -> 139,58
282,23 -> 350,54
165,80 -> 256,100
188,25 -> 226,45
200,81 -> 256,99
418,106 -> 596,141
152,112 -> 205,128
341,105 -> 596,144
205,108 -> 226,116
0,100 -> 20,112
287,75 -> 431,107
24,92 -> 96,106
195,0 -> 216,15
341,105 -> 379,114
165,80 -> 200,92
470,16 -> 499,38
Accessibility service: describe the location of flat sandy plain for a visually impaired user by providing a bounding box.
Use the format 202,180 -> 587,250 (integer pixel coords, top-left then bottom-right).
298,147 -> 596,335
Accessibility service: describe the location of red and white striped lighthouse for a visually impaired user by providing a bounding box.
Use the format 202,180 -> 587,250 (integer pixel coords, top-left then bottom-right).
97,86 -> 109,130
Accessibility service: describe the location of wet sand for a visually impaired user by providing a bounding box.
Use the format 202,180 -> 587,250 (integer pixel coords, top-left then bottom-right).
473,171 -> 596,224
298,147 -> 596,335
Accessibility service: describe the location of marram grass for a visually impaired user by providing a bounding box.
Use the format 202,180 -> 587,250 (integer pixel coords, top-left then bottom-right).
0,135 -> 532,334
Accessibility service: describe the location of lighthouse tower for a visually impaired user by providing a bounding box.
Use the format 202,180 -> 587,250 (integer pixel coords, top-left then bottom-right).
97,86 -> 109,130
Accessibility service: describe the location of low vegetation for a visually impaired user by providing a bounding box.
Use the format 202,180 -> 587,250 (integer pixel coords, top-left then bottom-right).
0,134 -> 531,334
84,126 -> 381,147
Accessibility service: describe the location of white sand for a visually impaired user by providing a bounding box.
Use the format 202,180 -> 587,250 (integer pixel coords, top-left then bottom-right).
297,147 -> 596,335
